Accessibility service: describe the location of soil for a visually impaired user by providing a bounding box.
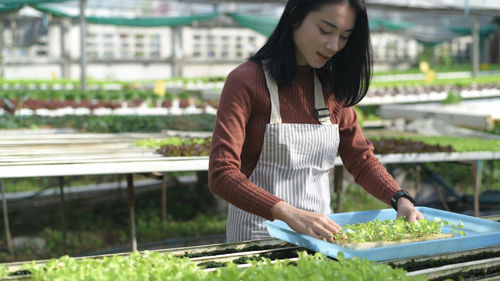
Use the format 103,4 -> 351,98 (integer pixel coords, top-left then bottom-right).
333,233 -> 455,250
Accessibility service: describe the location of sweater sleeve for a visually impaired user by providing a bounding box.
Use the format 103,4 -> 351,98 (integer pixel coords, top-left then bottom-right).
208,65 -> 283,221
337,107 -> 401,205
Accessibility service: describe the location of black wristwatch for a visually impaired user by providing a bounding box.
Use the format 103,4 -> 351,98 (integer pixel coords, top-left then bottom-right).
391,190 -> 415,211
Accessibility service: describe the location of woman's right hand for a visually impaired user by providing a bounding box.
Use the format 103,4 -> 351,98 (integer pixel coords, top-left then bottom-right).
271,201 -> 342,242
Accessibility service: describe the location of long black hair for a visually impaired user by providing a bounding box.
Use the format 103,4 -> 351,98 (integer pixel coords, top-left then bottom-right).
250,0 -> 372,107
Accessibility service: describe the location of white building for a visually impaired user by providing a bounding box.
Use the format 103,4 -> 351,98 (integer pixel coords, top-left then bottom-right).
0,9 -> 481,81
2,14 -> 267,81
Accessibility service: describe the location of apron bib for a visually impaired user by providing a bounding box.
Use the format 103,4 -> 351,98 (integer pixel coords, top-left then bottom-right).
226,67 -> 340,242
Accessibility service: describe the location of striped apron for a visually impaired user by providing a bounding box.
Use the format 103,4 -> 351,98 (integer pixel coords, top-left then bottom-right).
226,67 -> 340,242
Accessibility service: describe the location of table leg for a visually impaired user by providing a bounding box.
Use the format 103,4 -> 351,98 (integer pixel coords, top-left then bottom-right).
59,176 -> 67,254
161,175 -> 167,223
127,174 -> 137,251
473,160 -> 484,217
0,179 -> 12,254
414,165 -> 421,195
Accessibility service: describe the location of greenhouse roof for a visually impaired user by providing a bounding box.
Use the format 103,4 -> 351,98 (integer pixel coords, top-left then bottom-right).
367,0 -> 500,13
1,0 -> 499,41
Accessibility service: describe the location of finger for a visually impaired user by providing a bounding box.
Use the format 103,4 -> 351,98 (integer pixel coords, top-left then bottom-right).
312,230 -> 327,241
416,211 -> 425,220
311,217 -> 342,240
325,218 -> 343,233
321,225 -> 343,242
322,226 -> 341,242
407,211 -> 417,222
312,226 -> 335,242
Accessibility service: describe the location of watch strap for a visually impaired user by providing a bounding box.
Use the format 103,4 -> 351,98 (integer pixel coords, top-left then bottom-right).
391,190 -> 415,211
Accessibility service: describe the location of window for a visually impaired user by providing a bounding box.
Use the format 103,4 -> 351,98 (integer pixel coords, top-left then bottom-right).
36,50 -> 47,56
86,51 -> 98,58
103,51 -> 114,58
149,34 -> 160,52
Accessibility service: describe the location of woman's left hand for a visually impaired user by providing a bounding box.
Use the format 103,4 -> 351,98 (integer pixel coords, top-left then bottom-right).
396,197 -> 424,222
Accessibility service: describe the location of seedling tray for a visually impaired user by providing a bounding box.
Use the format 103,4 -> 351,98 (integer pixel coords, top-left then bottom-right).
263,207 -> 500,261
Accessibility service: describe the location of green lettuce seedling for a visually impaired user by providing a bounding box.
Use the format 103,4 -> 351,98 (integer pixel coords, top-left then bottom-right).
333,217 -> 465,243
19,251 -> 425,281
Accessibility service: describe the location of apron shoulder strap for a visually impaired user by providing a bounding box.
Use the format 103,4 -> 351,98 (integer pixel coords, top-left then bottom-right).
313,72 -> 332,125
263,64 -> 332,125
263,69 -> 282,124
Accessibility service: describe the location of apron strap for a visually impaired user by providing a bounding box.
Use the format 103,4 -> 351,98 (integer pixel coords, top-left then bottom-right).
313,73 -> 332,125
264,69 -> 282,124
264,67 -> 331,125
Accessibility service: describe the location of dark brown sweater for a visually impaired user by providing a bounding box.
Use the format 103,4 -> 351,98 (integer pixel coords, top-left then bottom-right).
209,60 -> 401,221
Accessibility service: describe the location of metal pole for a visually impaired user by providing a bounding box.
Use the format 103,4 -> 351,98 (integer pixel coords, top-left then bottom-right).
0,179 -> 12,254
79,0 -> 87,91
0,17 -> 5,79
59,176 -> 67,254
177,27 -> 184,78
126,174 -> 137,251
171,26 -> 177,77
414,165 -> 421,195
172,26 -> 183,78
161,175 -> 167,223
471,15 -> 479,78
60,18 -> 71,79
472,160 -> 483,217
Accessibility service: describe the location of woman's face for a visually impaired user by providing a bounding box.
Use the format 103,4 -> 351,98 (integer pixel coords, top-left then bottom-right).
292,2 -> 356,68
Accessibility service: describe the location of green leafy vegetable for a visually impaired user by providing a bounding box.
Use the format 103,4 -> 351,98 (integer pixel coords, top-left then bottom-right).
334,217 -> 465,243
370,136 -> 500,153
134,137 -> 208,148
11,251 -> 425,280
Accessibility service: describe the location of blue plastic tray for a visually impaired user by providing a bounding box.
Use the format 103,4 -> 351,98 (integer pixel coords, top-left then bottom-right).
263,207 -> 500,261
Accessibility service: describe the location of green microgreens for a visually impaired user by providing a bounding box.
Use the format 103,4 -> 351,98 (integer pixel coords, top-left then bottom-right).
333,217 -> 465,243
134,137 -> 207,148
3,251 -> 425,281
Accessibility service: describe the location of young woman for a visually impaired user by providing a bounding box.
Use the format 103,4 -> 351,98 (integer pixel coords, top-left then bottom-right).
209,0 -> 423,243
